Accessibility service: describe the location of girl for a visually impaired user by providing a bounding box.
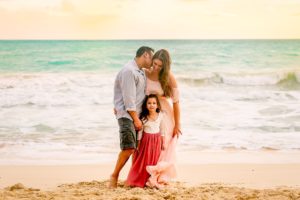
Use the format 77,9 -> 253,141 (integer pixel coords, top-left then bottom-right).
126,94 -> 165,188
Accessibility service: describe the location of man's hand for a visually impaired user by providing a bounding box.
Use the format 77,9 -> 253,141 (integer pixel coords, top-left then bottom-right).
133,118 -> 143,131
127,111 -> 142,130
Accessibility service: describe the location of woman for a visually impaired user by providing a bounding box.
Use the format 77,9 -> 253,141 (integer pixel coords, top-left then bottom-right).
144,49 -> 182,188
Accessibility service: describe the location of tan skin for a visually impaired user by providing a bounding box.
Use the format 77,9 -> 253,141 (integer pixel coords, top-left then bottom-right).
146,59 -> 182,138
109,51 -> 153,188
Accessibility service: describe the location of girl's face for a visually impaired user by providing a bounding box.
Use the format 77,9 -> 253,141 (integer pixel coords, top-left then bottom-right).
146,97 -> 158,112
152,58 -> 163,73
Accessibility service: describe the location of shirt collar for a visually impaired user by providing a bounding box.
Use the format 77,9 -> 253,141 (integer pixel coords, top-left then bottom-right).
133,59 -> 144,74
133,59 -> 142,70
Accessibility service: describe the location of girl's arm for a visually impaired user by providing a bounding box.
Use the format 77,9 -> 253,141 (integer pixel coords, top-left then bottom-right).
136,127 -> 143,151
161,135 -> 165,150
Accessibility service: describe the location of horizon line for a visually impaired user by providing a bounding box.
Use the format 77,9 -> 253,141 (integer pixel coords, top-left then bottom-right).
1,38 -> 300,41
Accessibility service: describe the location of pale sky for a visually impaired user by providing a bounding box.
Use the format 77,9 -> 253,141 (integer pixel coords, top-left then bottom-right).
0,0 -> 300,39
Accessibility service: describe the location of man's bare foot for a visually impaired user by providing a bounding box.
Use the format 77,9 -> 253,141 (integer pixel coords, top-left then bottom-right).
108,175 -> 118,189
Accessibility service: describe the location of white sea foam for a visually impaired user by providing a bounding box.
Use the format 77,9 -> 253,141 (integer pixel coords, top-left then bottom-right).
0,71 -> 299,164
177,68 -> 300,87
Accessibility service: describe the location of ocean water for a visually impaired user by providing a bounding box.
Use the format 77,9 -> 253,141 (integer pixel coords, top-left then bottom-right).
0,40 -> 300,164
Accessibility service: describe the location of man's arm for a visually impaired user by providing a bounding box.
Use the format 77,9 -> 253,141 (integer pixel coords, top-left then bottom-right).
128,111 -> 142,130
120,70 -> 142,130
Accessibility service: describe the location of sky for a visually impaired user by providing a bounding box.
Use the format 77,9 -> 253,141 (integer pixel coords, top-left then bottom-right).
0,0 -> 300,39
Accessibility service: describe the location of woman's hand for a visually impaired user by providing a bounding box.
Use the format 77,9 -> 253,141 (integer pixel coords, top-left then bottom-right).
172,125 -> 182,138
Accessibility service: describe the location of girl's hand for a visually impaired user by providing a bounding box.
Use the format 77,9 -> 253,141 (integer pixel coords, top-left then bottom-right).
132,143 -> 140,161
172,125 -> 182,138
161,136 -> 165,150
136,142 -> 140,152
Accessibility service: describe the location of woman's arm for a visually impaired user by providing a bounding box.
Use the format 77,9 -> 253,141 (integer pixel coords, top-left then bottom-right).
173,102 -> 181,138
169,73 -> 182,138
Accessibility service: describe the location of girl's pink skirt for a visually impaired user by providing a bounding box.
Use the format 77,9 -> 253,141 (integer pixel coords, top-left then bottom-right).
126,132 -> 162,187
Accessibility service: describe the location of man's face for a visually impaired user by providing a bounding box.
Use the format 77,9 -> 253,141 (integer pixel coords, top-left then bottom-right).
144,51 -> 153,69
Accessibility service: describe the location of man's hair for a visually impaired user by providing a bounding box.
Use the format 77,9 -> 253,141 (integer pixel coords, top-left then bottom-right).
136,46 -> 154,58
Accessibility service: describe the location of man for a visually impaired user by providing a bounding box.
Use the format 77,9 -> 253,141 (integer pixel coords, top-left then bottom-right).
109,46 -> 154,188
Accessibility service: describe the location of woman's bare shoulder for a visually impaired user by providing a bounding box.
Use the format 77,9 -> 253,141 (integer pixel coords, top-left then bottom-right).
168,72 -> 178,88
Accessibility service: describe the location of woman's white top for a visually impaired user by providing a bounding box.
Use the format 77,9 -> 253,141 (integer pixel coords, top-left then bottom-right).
138,112 -> 165,140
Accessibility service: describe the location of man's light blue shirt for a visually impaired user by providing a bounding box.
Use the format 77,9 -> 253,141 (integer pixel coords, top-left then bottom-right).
113,59 -> 146,120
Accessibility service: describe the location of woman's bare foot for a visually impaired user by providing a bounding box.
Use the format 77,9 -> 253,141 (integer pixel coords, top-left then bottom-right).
108,175 -> 118,188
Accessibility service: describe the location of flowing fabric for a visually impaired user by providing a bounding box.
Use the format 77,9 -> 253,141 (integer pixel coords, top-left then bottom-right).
126,132 -> 162,188
145,78 -> 179,188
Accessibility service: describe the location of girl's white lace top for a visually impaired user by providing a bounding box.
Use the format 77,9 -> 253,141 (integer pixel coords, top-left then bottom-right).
137,112 -> 165,140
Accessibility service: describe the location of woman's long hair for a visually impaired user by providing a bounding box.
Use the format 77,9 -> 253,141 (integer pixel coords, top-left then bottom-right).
140,94 -> 161,123
152,49 -> 172,97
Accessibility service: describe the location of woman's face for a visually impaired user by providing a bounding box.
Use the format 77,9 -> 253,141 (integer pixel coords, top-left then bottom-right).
146,97 -> 158,113
152,58 -> 163,73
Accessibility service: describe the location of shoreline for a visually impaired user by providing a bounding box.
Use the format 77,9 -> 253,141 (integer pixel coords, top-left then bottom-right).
1,163 -> 300,190
2,150 -> 300,165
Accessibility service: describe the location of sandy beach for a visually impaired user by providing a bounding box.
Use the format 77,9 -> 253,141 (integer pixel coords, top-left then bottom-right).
1,151 -> 300,199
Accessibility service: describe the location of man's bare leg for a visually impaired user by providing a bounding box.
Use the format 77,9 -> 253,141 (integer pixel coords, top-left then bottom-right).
109,148 -> 134,188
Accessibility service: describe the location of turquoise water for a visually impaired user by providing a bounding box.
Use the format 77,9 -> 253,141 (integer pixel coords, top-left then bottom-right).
1,40 -> 299,72
0,40 -> 300,164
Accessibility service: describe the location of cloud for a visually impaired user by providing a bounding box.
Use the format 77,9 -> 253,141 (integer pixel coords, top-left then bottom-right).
0,0 -> 119,39
181,0 -> 209,2
272,0 -> 300,5
202,11 -> 237,17
58,0 -> 118,28
61,0 -> 76,13
77,14 -> 117,29
0,0 -> 299,39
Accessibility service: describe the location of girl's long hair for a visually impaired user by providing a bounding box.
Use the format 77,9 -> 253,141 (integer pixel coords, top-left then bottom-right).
152,49 -> 172,97
140,94 -> 161,123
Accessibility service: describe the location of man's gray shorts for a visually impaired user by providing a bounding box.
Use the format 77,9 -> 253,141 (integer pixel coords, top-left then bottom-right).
117,118 -> 137,150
